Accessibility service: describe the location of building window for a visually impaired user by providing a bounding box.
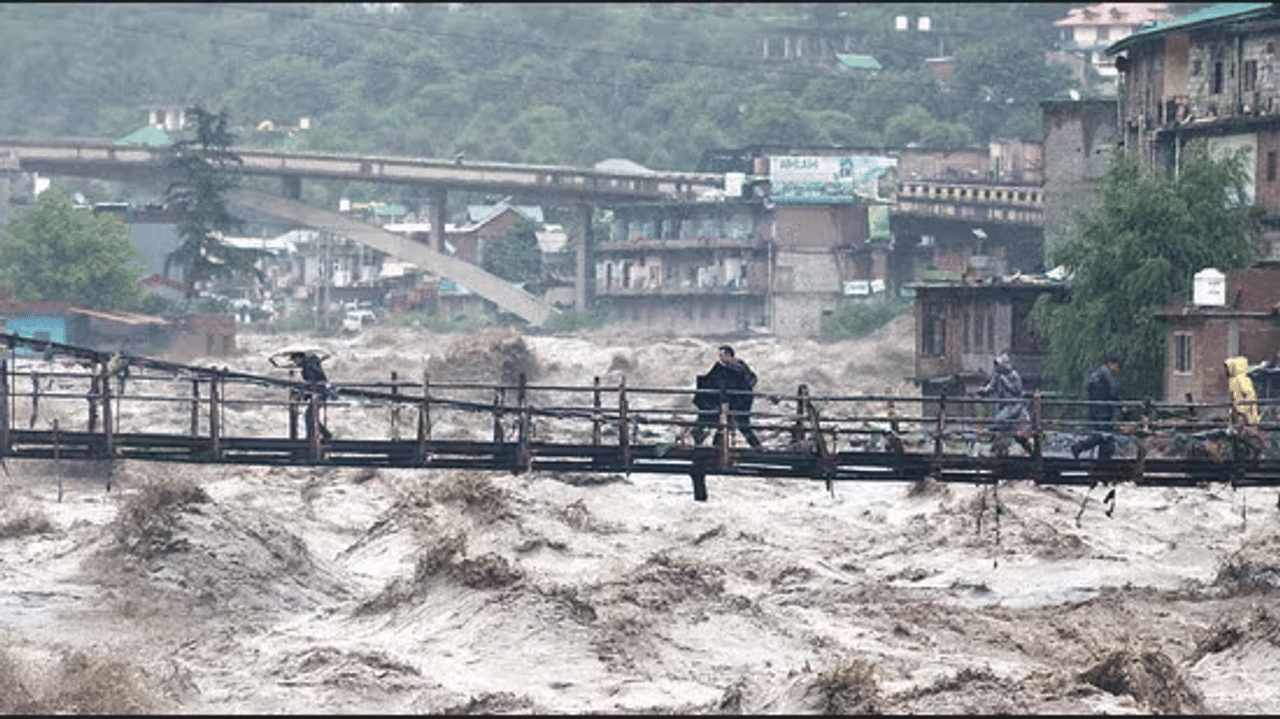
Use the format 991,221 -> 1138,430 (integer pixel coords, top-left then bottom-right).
922,303 -> 946,357
1174,333 -> 1193,374
1192,58 -> 1202,76
1061,28 -> 1074,42
1097,27 -> 1109,42
1268,151 -> 1277,182
963,310 -> 973,353
1213,61 -> 1224,94
986,310 -> 996,352
1010,300 -> 1047,353
1246,59 -> 1258,92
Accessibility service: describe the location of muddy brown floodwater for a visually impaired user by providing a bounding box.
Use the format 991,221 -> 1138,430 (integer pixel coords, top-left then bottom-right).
1,317 -> 1278,714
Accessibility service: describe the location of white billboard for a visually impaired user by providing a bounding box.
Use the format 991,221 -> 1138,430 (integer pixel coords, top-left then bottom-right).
769,155 -> 898,204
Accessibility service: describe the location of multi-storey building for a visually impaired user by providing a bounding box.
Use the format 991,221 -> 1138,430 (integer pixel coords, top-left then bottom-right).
1107,2 -> 1280,404
594,198 -> 771,335
597,150 -> 900,337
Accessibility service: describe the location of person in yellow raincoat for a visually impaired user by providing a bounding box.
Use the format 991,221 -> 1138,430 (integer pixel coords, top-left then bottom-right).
1225,355 -> 1266,462
1226,356 -> 1260,427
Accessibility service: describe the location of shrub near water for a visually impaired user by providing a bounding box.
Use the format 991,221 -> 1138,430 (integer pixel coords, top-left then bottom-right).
820,298 -> 911,341
111,478 -> 211,560
0,648 -> 155,713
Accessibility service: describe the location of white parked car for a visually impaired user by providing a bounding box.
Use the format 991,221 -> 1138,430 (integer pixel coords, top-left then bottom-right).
342,309 -> 377,332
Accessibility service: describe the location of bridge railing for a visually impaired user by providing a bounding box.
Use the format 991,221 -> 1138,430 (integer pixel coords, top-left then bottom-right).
0,333 -> 1276,473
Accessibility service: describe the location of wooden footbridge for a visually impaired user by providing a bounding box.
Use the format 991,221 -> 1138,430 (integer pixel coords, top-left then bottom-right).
3,334 -> 1279,501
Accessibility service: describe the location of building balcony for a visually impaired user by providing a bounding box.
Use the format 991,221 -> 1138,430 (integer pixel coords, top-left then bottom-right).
893,181 -> 1044,226
595,236 -> 765,253
595,278 -> 767,297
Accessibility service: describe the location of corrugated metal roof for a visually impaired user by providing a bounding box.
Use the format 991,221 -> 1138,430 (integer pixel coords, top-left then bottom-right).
836,53 -> 881,70
1106,2 -> 1272,54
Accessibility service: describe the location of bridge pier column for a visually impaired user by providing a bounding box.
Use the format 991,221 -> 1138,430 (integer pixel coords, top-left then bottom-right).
574,203 -> 592,311
425,186 -> 446,253
282,176 -> 301,200
0,152 -> 18,234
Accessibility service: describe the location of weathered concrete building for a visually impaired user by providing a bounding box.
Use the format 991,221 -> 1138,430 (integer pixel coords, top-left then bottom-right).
1040,98 -> 1120,256
910,275 -> 1068,401
1108,2 -> 1280,400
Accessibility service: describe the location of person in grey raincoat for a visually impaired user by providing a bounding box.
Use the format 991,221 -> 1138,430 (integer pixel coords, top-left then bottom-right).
976,353 -> 1034,456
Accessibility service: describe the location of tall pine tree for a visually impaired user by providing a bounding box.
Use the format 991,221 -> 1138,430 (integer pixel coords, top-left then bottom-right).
164,106 -> 264,296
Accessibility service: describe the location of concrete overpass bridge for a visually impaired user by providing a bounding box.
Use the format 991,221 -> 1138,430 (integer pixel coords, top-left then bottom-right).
0,138 -> 727,324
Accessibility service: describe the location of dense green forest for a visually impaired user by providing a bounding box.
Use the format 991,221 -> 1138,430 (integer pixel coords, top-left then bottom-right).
0,3 -> 1081,164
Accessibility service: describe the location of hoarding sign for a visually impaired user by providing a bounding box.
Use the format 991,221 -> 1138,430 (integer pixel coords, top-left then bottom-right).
768,155 -> 897,204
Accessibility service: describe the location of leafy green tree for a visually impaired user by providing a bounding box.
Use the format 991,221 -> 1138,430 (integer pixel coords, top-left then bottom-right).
0,188 -> 147,310
483,222 -> 543,286
164,106 -> 265,293
1032,143 -> 1265,400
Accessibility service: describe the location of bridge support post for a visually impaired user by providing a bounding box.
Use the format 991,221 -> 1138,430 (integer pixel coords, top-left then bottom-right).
573,203 -> 591,310
690,467 -> 708,502
426,186 -> 446,253
282,176 -> 301,200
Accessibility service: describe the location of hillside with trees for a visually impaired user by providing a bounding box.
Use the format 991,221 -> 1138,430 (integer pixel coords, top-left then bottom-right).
0,3 -> 1076,180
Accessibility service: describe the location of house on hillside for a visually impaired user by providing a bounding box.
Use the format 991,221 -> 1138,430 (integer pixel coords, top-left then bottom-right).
1050,2 -> 1174,94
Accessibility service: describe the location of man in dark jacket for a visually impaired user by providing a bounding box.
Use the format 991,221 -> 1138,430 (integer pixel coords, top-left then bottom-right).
692,345 -> 763,449
273,350 -> 333,441
1072,355 -> 1120,459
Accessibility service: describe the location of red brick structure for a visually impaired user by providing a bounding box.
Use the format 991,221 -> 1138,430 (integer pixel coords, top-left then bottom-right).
1157,265 -> 1280,414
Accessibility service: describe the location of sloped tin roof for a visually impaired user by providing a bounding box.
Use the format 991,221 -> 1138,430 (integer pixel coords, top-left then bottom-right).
836,53 -> 882,70
1106,2 -> 1272,54
115,125 -> 174,146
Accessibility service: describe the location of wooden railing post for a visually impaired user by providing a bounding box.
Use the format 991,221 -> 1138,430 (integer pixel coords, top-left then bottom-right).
1032,390 -> 1044,483
718,400 -> 730,469
87,372 -> 99,433
29,372 -> 39,429
287,369 -> 298,440
934,392 -> 947,462
389,370 -> 401,440
209,369 -> 221,458
618,377 -> 630,470
307,390 -> 321,460
592,376 -> 602,445
493,385 -> 505,443
101,363 -> 114,458
517,373 -> 531,473
0,359 -> 9,455
792,384 -> 809,450
417,370 -> 431,464
190,378 -> 201,436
